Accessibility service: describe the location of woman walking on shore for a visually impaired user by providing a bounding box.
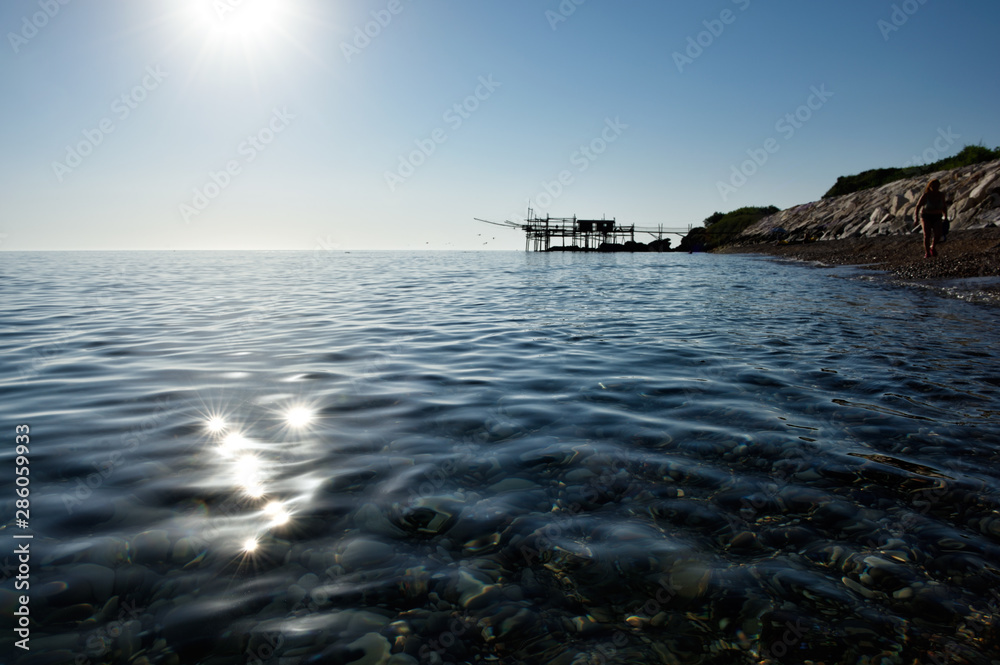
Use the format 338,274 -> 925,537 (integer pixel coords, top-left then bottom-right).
914,179 -> 948,258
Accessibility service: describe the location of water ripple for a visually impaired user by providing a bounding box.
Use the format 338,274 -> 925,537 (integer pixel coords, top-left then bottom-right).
3,251 -> 1000,664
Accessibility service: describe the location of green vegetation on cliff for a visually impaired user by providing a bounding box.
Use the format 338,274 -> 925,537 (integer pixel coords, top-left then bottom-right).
822,144 -> 1000,199
679,206 -> 779,252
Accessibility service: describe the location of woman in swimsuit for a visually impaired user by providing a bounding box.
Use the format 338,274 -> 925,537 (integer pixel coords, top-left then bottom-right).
914,179 -> 948,258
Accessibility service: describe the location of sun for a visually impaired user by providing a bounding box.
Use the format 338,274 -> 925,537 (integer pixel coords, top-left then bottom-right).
188,0 -> 285,42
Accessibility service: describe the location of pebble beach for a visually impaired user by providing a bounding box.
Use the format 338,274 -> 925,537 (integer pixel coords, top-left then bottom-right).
717,227 -> 1000,302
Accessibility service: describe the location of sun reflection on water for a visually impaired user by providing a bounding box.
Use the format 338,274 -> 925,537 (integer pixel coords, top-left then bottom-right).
197,401 -> 320,557
219,432 -> 250,457
206,416 -> 227,433
286,406 -> 313,428
264,501 -> 291,526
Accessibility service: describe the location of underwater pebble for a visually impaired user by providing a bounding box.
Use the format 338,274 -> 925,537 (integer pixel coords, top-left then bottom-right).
287,584 -> 307,604
565,468 -> 596,483
669,561 -> 711,599
841,576 -> 875,598
43,563 -> 115,606
356,502 -> 407,538
132,530 -> 171,564
171,537 -> 204,566
29,633 -> 82,652
339,538 -> 395,571
298,572 -> 320,590
489,477 -> 539,493
120,619 -> 142,660
96,595 -> 120,623
893,586 -> 914,599
20,649 -> 79,665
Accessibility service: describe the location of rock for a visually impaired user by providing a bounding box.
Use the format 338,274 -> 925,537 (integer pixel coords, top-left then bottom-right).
969,172 -> 997,201
132,530 -> 171,564
488,477 -> 538,493
345,632 -> 392,665
44,563 -> 116,606
297,572 -> 320,590
387,654 -> 420,665
736,159 -> 1000,242
668,561 -> 711,600
171,537 -> 205,566
338,538 -> 395,571
120,619 -> 142,660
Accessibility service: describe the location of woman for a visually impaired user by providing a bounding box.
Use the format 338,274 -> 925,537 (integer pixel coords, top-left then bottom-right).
914,179 -> 948,258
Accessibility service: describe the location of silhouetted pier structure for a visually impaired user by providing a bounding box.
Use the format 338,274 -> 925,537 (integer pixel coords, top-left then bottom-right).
476,207 -> 691,252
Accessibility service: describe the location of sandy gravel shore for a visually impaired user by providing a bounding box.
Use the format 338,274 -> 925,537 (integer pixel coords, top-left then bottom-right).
715,227 -> 1000,302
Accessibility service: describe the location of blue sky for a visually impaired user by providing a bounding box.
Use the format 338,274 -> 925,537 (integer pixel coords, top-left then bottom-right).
1,0 -> 998,250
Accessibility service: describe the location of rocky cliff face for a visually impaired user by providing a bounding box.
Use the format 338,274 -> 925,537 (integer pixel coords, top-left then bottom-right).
738,159 -> 1000,243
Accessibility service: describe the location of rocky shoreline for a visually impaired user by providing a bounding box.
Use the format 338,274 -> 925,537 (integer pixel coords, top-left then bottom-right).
716,227 -> 1000,302
711,158 -> 1000,302
736,159 -> 1000,243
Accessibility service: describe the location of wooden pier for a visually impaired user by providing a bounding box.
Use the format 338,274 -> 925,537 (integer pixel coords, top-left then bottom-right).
477,207 -> 691,252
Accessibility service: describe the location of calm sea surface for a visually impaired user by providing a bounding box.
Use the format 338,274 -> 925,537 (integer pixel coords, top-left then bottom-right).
2,251 -> 1000,665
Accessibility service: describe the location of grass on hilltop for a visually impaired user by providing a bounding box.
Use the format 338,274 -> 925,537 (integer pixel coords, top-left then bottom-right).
822,144 -> 1000,199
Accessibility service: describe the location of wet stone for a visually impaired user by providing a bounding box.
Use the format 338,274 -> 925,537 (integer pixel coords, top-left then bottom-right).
18,649 -> 80,665
297,572 -> 320,590
394,499 -> 460,536
564,468 -> 596,483
171,537 -> 205,566
45,564 -> 116,606
387,654 -> 420,665
132,530 -> 172,564
45,603 -> 95,624
338,538 -> 395,571
119,619 -> 142,660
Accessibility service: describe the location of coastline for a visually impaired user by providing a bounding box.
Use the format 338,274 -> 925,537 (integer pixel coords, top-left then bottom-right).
714,227 -> 1000,301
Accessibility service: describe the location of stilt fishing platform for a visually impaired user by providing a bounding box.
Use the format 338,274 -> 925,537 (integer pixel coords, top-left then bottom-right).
476,207 -> 692,252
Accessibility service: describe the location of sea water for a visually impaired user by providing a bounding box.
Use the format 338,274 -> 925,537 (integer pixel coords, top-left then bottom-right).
2,250 -> 999,664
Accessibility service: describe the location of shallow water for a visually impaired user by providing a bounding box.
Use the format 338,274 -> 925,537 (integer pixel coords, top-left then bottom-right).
2,250 -> 999,665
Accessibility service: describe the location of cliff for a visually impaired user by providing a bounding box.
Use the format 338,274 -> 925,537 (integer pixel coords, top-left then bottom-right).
736,159 -> 1000,243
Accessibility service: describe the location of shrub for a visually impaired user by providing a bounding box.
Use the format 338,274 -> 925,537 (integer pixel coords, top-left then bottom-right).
822,144 -> 1000,199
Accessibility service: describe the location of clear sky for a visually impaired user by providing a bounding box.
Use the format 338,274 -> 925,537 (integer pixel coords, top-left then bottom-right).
1,0 -> 998,251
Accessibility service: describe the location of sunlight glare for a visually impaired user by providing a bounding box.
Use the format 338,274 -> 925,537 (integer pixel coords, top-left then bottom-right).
189,0 -> 284,41
206,416 -> 227,433
286,407 -> 313,428
244,482 -> 267,499
219,432 -> 249,457
234,453 -> 261,478
264,501 -> 290,526
242,536 -> 259,553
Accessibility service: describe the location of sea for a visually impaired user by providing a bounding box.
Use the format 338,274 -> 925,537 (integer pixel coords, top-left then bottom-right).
2,250 -> 999,665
